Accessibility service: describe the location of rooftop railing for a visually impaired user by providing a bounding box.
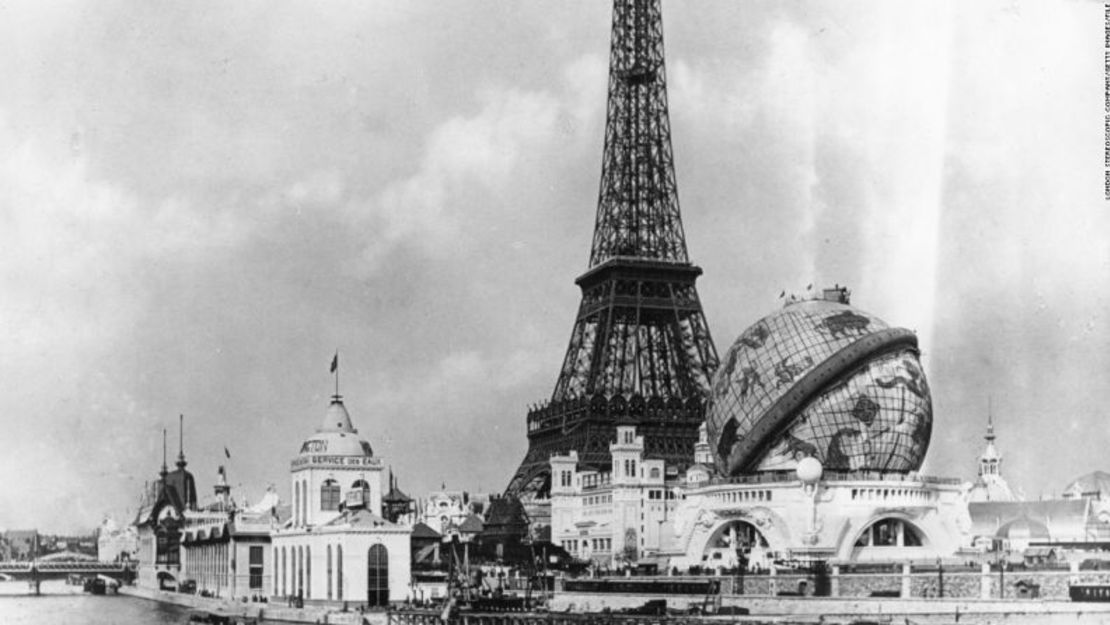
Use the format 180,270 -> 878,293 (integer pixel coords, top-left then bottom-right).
708,470 -> 961,487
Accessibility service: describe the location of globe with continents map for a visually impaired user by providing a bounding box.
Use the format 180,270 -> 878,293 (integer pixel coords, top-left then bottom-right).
706,292 -> 932,476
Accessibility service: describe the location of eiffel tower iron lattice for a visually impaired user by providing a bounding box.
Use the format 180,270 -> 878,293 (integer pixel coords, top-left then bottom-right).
505,0 -> 719,500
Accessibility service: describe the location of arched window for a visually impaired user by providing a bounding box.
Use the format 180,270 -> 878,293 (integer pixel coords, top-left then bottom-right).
368,544 -> 389,607
302,479 -> 309,523
305,545 -> 311,599
281,547 -> 287,596
649,467 -> 661,479
336,545 -> 343,601
293,482 -> 300,526
326,545 -> 333,600
321,479 -> 341,511
297,545 -> 304,597
290,547 -> 297,595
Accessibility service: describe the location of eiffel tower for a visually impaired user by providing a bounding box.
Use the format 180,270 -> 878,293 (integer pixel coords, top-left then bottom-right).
505,0 -> 719,500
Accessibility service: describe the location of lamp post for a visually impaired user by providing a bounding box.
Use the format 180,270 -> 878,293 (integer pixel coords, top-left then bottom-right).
936,557 -> 944,598
996,548 -> 1006,599
796,457 -> 824,545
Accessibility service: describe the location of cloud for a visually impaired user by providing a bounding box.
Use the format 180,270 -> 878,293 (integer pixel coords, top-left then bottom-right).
357,88 -> 560,272
0,113 -> 253,530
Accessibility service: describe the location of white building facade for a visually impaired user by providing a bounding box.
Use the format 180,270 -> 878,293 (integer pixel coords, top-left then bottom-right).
669,467 -> 971,572
550,426 -> 682,568
270,395 -> 411,606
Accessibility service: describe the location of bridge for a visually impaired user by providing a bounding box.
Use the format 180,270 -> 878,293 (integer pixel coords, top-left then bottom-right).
0,561 -> 135,582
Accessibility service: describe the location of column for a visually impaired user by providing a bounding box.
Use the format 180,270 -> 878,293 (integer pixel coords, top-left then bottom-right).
980,561 -> 991,599
900,562 -> 911,598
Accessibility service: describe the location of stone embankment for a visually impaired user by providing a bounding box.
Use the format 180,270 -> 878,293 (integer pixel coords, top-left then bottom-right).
555,591 -> 1110,624
120,585 -> 388,625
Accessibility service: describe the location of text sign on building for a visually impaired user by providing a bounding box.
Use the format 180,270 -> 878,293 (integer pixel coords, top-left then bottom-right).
291,455 -> 382,469
346,489 -> 366,508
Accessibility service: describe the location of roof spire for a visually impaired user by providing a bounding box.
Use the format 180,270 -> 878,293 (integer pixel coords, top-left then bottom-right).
330,350 -> 341,401
986,397 -> 995,442
176,413 -> 187,470
160,428 -> 168,479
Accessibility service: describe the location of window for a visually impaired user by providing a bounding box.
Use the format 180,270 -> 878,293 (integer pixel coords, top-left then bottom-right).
293,482 -> 300,526
297,546 -> 304,596
281,547 -> 287,596
352,479 -> 371,505
302,480 -> 310,522
249,546 -> 264,590
368,544 -> 389,607
321,480 -> 341,511
337,545 -> 343,601
327,545 -> 333,600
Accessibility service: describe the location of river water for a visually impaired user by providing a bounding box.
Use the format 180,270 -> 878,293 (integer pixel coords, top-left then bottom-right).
10,580 -> 1110,625
0,580 -> 277,625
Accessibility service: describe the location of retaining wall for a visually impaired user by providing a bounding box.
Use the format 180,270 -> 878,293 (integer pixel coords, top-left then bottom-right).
120,585 -> 386,624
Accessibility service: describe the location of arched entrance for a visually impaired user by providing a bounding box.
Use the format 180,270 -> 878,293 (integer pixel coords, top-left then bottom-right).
156,570 -> 178,591
703,520 -> 770,571
847,516 -> 929,562
367,544 -> 389,607
854,518 -> 925,548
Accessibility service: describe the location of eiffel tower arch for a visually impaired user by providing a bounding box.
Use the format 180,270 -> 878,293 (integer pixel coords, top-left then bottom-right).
505,0 -> 719,503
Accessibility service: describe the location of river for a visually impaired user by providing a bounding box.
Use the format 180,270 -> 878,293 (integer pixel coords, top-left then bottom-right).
0,580 -> 279,625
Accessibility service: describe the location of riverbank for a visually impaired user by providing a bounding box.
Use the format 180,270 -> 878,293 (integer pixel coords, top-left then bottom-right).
119,585 -> 387,625
555,591 -> 1110,624
118,585 -> 1110,625
0,579 -> 84,596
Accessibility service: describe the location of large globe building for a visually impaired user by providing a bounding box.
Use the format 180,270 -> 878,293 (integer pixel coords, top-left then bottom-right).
669,288 -> 970,571
707,289 -> 932,476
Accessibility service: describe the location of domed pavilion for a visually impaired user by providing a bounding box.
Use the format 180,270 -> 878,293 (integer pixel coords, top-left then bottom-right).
270,378 -> 411,607
669,287 -> 970,572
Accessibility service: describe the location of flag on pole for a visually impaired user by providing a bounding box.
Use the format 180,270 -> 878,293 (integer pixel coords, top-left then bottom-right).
224,446 -> 231,459
330,353 -> 338,373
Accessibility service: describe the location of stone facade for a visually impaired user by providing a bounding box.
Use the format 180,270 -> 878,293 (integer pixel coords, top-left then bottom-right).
550,426 -> 681,566
669,471 -> 970,571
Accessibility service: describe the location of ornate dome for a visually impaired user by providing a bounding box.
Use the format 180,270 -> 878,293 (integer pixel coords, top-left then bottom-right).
1064,471 -> 1110,500
299,397 -> 374,457
706,294 -> 932,476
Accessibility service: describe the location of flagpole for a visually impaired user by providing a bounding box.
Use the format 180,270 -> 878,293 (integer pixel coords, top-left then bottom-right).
335,349 -> 339,398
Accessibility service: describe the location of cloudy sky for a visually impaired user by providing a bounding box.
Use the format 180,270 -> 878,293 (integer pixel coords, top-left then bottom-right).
1,0 -> 1105,533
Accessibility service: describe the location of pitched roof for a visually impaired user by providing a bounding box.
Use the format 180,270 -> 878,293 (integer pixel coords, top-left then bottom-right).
320,506 -> 399,530
384,484 -> 413,503
411,522 -> 442,539
458,513 -> 484,534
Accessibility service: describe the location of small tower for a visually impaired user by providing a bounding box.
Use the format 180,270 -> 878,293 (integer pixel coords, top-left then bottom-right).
978,412 -> 1001,478
290,393 -> 383,528
693,422 -> 714,466
176,413 -> 188,471
214,466 -> 232,510
968,405 -> 1017,502
611,426 -> 644,486
382,470 -> 414,524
